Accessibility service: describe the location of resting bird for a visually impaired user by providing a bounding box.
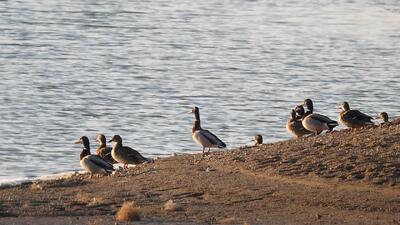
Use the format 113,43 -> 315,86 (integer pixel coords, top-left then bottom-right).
95,134 -> 118,164
74,136 -> 114,177
338,101 -> 374,129
376,112 -> 389,124
300,99 -> 339,135
252,134 -> 263,146
286,108 -> 312,138
108,135 -> 151,169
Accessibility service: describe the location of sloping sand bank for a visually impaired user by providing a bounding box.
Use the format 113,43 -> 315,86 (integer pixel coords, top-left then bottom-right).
1,121 -> 399,225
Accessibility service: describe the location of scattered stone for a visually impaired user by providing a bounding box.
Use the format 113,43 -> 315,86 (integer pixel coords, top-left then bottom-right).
164,199 -> 183,211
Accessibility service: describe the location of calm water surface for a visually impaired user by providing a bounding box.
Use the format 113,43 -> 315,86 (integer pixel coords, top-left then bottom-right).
1,0 -> 400,183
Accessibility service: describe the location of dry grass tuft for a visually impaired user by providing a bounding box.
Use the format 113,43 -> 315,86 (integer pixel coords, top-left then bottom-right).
217,216 -> 236,224
163,199 -> 183,211
115,201 -> 141,221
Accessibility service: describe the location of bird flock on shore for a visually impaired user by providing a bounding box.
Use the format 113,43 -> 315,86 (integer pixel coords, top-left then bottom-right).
74,99 -> 390,177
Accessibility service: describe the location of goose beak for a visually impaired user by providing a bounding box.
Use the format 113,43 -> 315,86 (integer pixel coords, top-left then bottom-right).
107,140 -> 113,143
74,140 -> 82,144
188,109 -> 194,114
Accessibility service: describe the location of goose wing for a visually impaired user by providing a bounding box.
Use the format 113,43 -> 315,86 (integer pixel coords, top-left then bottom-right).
86,155 -> 114,171
124,147 -> 149,163
343,110 -> 373,123
308,113 -> 338,124
200,129 -> 226,148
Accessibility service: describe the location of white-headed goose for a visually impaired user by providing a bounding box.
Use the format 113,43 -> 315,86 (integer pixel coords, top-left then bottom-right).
95,134 -> 117,164
74,136 -> 114,177
339,101 -> 374,129
300,99 -> 339,135
286,108 -> 312,138
108,135 -> 151,169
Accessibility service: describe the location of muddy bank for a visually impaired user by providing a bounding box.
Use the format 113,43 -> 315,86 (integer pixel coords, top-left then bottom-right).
1,120 -> 399,224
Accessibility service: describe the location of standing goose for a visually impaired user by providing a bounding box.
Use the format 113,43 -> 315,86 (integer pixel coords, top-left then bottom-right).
108,135 -> 150,169
192,120 -> 226,155
339,101 -> 374,129
74,136 -> 114,177
95,134 -> 118,164
190,106 -> 226,155
300,99 -> 339,135
286,108 -> 312,138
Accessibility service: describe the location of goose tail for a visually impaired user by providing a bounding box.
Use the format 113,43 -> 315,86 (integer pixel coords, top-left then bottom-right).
327,120 -> 339,131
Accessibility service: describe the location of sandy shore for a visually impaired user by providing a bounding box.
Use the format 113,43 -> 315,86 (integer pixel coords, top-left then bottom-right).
1,121 -> 400,225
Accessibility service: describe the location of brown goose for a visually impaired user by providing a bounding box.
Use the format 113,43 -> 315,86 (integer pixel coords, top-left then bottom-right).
286,107 -> 312,138
339,101 -> 374,129
301,99 -> 339,135
74,136 -> 114,177
376,112 -> 389,124
252,134 -> 263,146
190,106 -> 226,155
95,134 -> 118,164
108,135 -> 151,169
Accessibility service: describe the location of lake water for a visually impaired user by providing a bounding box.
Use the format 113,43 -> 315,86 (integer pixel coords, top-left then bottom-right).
1,0 -> 400,184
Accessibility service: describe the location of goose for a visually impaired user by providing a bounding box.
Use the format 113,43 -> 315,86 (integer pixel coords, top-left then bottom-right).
192,120 -> 226,155
252,134 -> 263,146
300,99 -> 339,135
108,135 -> 150,169
286,108 -> 312,138
95,134 -> 118,164
339,101 -> 374,129
190,106 -> 226,155
376,112 -> 389,124
74,136 -> 114,177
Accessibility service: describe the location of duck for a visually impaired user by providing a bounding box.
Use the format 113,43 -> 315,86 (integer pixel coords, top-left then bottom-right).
95,134 -> 118,164
300,99 -> 339,135
338,101 -> 374,129
252,134 -> 263,146
286,108 -> 312,138
190,106 -> 226,155
74,136 -> 114,177
192,120 -> 226,155
376,112 -> 389,124
108,135 -> 151,169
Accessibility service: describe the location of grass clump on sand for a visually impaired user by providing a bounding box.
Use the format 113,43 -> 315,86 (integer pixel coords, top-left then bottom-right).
115,201 -> 141,221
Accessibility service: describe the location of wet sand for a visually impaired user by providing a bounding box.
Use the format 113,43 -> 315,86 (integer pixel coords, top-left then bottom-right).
1,121 -> 399,225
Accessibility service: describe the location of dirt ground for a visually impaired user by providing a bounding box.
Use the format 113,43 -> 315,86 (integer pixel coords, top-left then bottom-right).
1,120 -> 399,225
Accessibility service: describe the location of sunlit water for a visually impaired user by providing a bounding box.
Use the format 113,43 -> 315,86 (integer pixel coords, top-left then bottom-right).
1,0 -> 400,184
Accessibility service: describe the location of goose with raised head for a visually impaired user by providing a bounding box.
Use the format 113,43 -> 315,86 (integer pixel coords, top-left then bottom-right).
192,120 -> 226,155
300,99 -> 339,135
339,101 -> 374,129
108,135 -> 150,169
74,136 -> 114,177
286,107 -> 312,138
190,106 -> 226,155
95,134 -> 117,164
